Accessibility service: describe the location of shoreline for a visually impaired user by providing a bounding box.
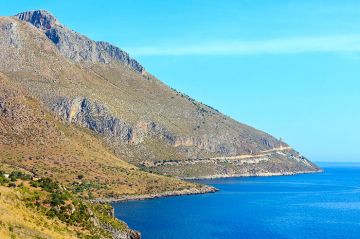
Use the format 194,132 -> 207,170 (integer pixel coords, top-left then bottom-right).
182,169 -> 324,180
92,185 -> 218,203
93,169 -> 322,203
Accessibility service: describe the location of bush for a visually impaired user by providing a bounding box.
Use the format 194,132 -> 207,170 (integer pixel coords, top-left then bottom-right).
30,181 -> 40,187
49,192 -> 68,206
0,174 -> 9,185
36,178 -> 60,192
9,171 -> 32,181
46,208 -> 57,218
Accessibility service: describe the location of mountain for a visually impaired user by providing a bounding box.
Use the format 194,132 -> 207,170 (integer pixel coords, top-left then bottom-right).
0,10 -> 320,180
0,71 -> 211,198
16,10 -> 146,73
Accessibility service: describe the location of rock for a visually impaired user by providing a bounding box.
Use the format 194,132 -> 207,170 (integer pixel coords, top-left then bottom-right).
101,223 -> 141,239
51,97 -> 133,141
15,10 -> 146,74
16,10 -> 59,30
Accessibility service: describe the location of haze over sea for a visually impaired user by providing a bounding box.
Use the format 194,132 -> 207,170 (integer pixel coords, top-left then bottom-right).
113,163 -> 360,239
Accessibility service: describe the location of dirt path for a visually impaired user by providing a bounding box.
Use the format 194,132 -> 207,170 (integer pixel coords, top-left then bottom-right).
210,146 -> 292,160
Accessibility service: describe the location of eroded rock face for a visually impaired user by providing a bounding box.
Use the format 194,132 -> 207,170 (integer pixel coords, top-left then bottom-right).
101,223 -> 141,239
49,97 -> 246,157
16,10 -> 146,74
16,10 -> 59,30
52,97 -> 133,141
50,97 -> 178,144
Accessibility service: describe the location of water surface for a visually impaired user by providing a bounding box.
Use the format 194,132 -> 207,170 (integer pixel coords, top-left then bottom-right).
113,164 -> 360,239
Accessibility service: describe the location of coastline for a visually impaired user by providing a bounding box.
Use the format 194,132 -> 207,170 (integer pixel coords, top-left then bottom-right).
92,185 -> 218,203
94,169 -> 322,203
92,169 -> 324,238
182,169 -> 324,180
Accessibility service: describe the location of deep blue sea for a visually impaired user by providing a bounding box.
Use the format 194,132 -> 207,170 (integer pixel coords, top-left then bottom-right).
113,163 -> 360,239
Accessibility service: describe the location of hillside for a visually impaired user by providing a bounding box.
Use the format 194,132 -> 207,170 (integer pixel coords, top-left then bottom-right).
0,72 -> 211,199
0,173 -> 141,239
0,10 -> 320,180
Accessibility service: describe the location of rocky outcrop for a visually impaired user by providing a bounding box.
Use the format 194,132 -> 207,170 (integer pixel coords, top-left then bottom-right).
49,96 -> 278,157
86,206 -> 141,239
16,10 -> 59,30
52,97 -> 133,141
101,224 -> 141,239
16,10 -> 146,74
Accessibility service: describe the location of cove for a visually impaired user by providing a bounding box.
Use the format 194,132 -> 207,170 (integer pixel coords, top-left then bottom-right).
113,163 -> 360,239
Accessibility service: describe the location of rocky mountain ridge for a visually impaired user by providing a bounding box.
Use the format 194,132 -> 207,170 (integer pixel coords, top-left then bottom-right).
16,10 -> 146,74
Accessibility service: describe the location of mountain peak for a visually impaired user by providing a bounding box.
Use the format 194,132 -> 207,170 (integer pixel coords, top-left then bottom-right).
14,10 -> 146,74
15,10 -> 60,30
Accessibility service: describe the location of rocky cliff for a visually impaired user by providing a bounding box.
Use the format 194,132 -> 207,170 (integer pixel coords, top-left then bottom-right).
0,10 -> 321,179
16,10 -> 146,74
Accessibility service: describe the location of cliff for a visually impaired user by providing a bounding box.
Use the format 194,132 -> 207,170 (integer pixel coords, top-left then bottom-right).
16,10 -> 146,74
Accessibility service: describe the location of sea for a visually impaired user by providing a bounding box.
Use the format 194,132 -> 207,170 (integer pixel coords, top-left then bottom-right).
113,163 -> 360,239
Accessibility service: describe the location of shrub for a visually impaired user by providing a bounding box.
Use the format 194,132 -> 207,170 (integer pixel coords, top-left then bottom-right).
46,208 -> 57,218
49,191 -> 70,206
30,181 -> 40,187
0,174 -> 9,185
9,171 -> 32,181
8,182 -> 16,188
37,178 -> 60,192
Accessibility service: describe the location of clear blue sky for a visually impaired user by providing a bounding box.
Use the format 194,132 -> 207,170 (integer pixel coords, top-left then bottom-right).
1,0 -> 359,162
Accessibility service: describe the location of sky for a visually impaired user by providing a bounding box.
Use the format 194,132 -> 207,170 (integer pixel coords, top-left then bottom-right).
1,0 -> 359,162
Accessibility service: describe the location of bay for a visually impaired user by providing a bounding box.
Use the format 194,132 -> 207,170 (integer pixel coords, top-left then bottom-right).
113,163 -> 360,239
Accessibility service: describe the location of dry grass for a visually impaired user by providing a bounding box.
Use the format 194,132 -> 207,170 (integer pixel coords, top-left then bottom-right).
0,185 -> 80,239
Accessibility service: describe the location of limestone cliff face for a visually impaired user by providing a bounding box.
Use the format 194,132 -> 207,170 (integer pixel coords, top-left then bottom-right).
0,11 -> 321,178
49,96 -> 263,158
16,10 -> 146,74
101,223 -> 141,239
52,97 -> 133,141
15,10 -> 59,30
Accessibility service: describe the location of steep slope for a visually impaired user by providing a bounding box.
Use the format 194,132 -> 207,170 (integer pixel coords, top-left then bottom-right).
16,10 -> 146,74
0,10 -> 320,178
0,72 -> 210,199
0,175 -> 141,239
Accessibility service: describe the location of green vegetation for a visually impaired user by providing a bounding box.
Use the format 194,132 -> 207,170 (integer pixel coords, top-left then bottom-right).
0,170 -> 131,239
9,171 -> 32,181
0,171 -> 9,185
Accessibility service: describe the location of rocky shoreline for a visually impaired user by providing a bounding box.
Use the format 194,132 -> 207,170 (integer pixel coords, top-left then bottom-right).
94,170 -> 323,239
183,169 -> 324,180
94,170 -> 323,203
92,185 -> 218,203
